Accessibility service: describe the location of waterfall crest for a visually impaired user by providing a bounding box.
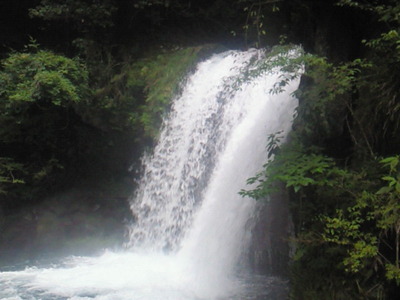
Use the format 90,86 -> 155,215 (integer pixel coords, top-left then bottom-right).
0,48 -> 300,300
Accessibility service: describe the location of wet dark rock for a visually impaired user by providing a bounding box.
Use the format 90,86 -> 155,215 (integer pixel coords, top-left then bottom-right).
248,183 -> 292,278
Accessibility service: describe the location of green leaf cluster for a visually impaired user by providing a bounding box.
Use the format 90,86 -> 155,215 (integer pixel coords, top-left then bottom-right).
240,140 -> 343,198
0,50 -> 88,102
0,48 -> 90,199
0,158 -> 25,195
321,157 -> 400,284
0,49 -> 88,106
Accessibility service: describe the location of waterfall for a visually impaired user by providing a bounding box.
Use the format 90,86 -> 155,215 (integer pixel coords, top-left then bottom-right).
0,49 -> 300,300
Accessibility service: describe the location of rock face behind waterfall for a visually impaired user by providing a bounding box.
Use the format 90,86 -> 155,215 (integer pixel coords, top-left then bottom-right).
248,184 -> 292,277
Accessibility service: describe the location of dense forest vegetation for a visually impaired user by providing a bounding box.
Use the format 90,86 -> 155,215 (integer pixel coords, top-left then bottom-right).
1,0 -> 400,298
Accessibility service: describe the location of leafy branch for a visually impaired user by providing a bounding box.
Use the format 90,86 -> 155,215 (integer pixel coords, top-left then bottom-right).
0,158 -> 25,195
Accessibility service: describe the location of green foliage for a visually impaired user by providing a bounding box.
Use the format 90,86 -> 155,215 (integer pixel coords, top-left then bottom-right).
240,3 -> 400,297
0,48 -> 88,107
0,158 -> 25,195
0,48 -> 89,144
76,46 -> 204,148
336,0 -> 400,152
229,45 -> 304,97
28,0 -> 118,76
337,0 -> 400,26
293,54 -> 375,154
240,140 -> 343,198
29,0 -> 116,29
237,0 -> 283,48
321,157 -> 400,284
126,47 -> 202,138
246,144 -> 397,296
0,43 -> 205,204
0,47 -> 90,199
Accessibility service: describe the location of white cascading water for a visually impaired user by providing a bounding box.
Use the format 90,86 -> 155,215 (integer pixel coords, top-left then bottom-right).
0,49 -> 300,300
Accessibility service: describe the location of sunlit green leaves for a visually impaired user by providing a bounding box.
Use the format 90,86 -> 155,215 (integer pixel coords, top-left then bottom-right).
319,156 -> 400,283
380,156 -> 399,173
0,50 -> 88,108
240,141 -> 345,199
